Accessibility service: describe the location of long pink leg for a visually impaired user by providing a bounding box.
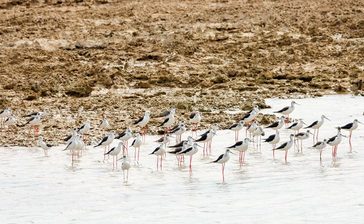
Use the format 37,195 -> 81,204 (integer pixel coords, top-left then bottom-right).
137,147 -> 140,162
243,151 -> 245,163
189,155 -> 192,172
349,131 -> 352,153
320,150 -> 322,161
285,151 -> 288,163
160,156 -> 163,170
222,163 -> 225,182
313,129 -> 316,143
316,128 -> 320,141
157,156 -> 159,170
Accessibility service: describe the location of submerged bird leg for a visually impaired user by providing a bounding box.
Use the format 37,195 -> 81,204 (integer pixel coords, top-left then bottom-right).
222,163 -> 225,183
349,131 -> 352,153
285,150 -> 288,163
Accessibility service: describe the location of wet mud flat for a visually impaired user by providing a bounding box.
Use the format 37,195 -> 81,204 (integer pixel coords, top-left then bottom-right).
0,0 -> 364,145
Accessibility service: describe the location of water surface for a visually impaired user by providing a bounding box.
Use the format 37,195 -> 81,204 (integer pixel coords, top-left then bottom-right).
1,95 -> 363,224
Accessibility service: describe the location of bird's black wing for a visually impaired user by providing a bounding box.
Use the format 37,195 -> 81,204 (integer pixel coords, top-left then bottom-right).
18,116 -> 35,127
155,136 -> 165,143
116,130 -> 126,139
105,147 -> 116,155
326,136 -> 336,144
266,121 -> 278,128
287,122 -> 297,129
213,154 -> 224,163
150,146 -> 160,155
130,139 -> 136,147
312,142 -> 322,148
63,141 -> 72,151
94,135 -> 108,147
46,143 -> 53,148
274,106 -> 289,113
229,123 -> 238,129
180,147 -> 193,154
23,112 -> 38,117
264,134 -> 275,142
170,124 -> 180,133
242,112 -> 251,120
168,140 -> 185,148
195,133 -> 208,142
227,141 -> 243,148
64,134 -> 72,142
199,130 -> 210,137
305,120 -> 318,129
340,123 -> 353,130
275,142 -> 287,150
168,147 -> 182,154
189,112 -> 196,119
77,124 -> 85,132
159,117 -> 169,127
133,116 -> 144,125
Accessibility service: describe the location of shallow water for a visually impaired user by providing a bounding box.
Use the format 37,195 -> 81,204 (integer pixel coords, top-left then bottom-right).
1,95 -> 364,224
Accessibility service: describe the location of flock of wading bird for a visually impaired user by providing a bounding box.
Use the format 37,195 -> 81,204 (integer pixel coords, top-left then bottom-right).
0,100 -> 362,182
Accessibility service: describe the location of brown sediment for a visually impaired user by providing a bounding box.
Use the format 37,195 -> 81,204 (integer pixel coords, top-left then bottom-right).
0,0 -> 363,146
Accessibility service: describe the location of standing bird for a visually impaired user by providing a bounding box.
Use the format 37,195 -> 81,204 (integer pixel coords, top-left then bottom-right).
19,114 -> 42,139
177,143 -> 201,173
294,130 -> 313,153
241,106 -> 259,125
159,110 -> 176,134
64,129 -> 77,144
63,133 -> 81,164
77,120 -> 92,144
228,120 -> 244,141
340,119 -> 363,152
168,141 -> 189,167
211,149 -> 233,182
309,139 -> 327,161
118,156 -> 131,183
273,134 -> 294,163
264,130 -> 280,159
286,119 -> 306,134
94,132 -> 115,161
189,111 -> 202,134
227,138 -> 251,166
170,122 -> 186,143
156,108 -> 176,118
115,128 -> 133,155
327,128 -> 344,159
252,126 -> 265,152
150,138 -> 168,171
246,121 -> 258,139
195,129 -> 216,156
133,111 -> 150,141
305,115 -> 330,143
274,101 -> 299,122
266,116 -> 285,130
0,108 -> 12,128
105,142 -> 125,170
37,136 -> 52,156
99,116 -> 111,130
130,133 -> 143,163
4,115 -> 17,129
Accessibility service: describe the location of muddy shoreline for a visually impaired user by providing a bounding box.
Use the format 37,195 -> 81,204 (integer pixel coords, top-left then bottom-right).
0,0 -> 363,146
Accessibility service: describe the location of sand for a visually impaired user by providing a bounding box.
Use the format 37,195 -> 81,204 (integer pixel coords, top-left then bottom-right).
0,0 -> 363,145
